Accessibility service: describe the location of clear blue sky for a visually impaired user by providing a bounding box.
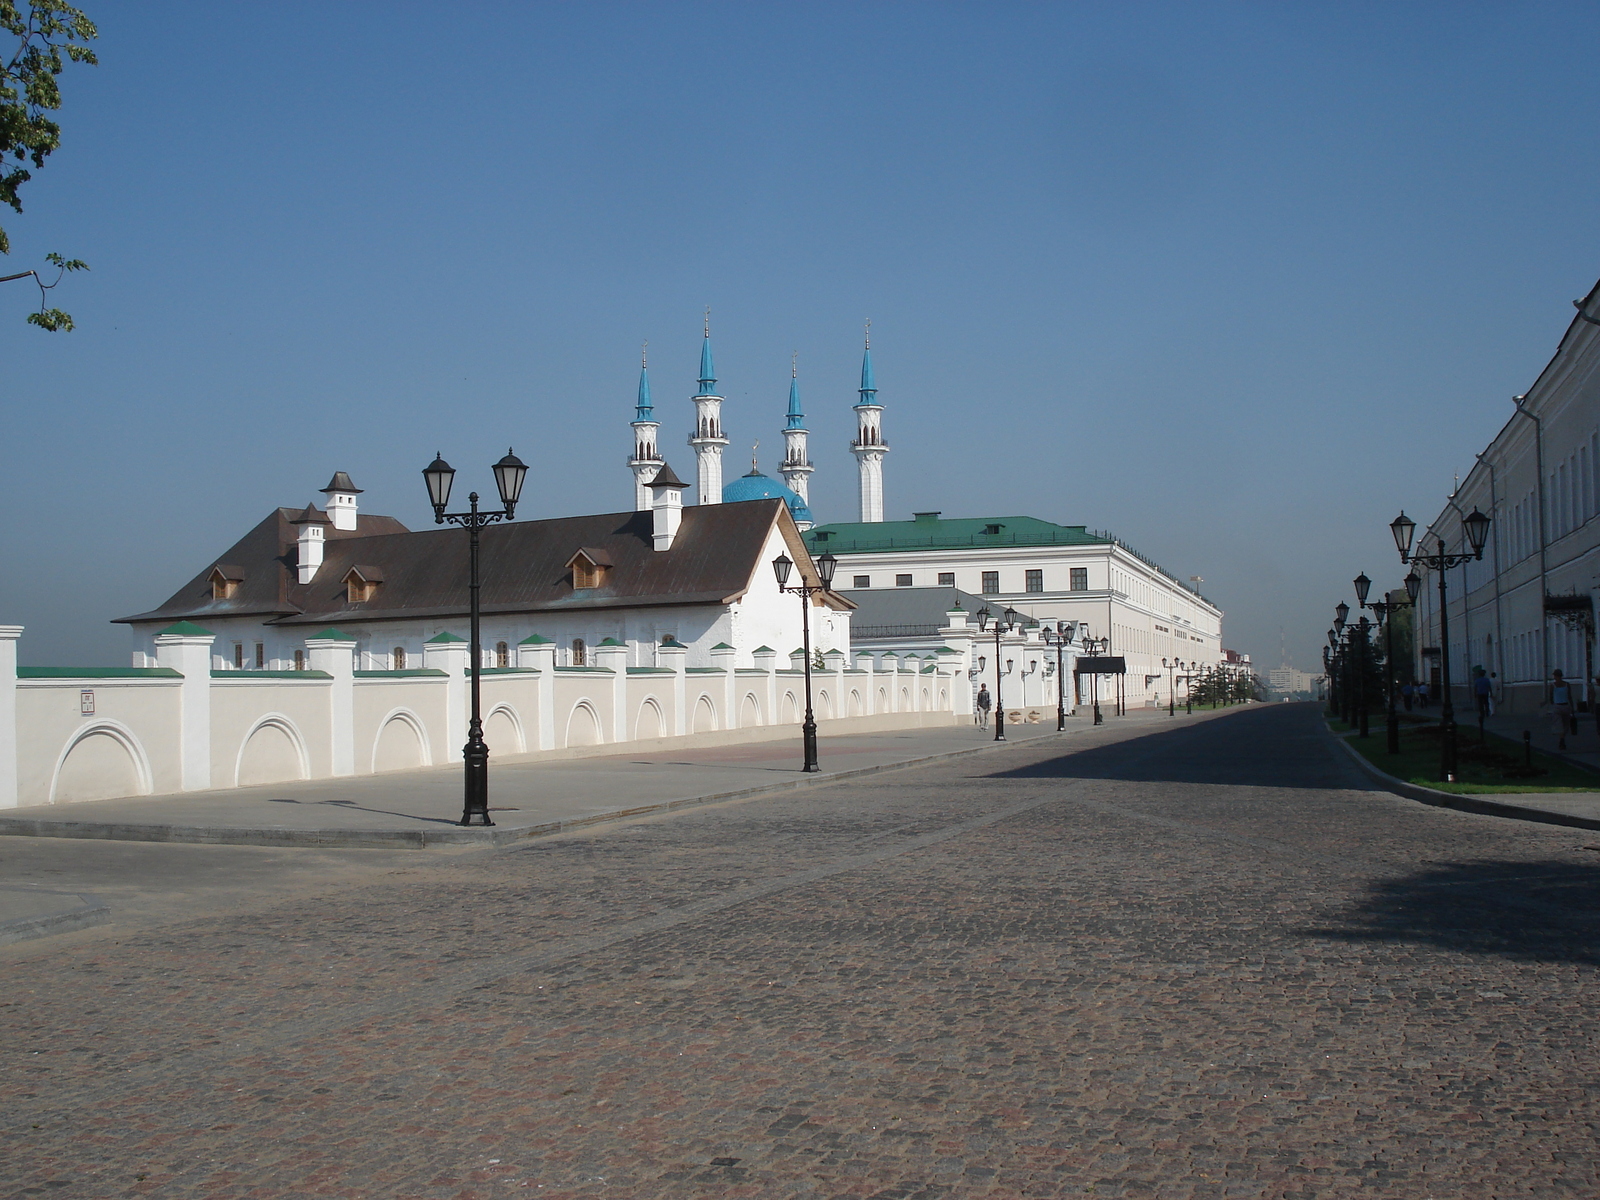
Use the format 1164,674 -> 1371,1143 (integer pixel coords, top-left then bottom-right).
4,1 -> 1599,669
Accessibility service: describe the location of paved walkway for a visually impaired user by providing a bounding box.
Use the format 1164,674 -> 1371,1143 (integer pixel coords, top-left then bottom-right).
3,702 -> 1596,1198
0,711 -> 1170,850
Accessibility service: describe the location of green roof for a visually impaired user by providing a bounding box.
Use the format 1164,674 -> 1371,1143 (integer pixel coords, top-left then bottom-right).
803,515 -> 1105,554
306,627 -> 357,642
753,645 -> 775,654
711,642 -> 734,651
425,631 -> 466,644
156,620 -> 214,638
598,637 -> 624,646
20,666 -> 183,679
518,634 -> 552,645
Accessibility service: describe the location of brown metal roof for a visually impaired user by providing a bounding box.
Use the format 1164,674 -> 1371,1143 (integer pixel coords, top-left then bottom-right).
116,499 -> 832,629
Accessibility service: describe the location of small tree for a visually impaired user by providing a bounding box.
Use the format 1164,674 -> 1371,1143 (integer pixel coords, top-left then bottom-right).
1,0 -> 96,330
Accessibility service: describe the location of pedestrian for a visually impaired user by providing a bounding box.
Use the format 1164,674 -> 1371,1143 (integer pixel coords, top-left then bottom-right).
1488,672 -> 1499,716
975,684 -> 992,728
1549,669 -> 1574,750
1401,680 -> 1414,711
1417,679 -> 1430,708
1473,667 -> 1491,721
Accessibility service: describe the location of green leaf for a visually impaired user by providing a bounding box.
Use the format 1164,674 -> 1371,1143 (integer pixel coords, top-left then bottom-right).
26,305 -> 72,330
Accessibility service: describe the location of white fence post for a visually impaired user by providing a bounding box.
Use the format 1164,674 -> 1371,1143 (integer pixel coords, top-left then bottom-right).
153,621 -> 215,791
0,625 -> 19,808
306,627 -> 357,776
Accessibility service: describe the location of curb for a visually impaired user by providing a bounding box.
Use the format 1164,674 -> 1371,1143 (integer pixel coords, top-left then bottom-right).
0,724 -> 1092,851
0,890 -> 111,947
1328,726 -> 1600,833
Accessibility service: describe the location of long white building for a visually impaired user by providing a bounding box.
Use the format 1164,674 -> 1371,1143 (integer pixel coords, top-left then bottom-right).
1411,276 -> 1600,713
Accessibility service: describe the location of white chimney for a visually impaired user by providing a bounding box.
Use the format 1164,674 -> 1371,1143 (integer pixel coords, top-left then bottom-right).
292,503 -> 331,583
320,471 -> 362,531
648,460 -> 687,552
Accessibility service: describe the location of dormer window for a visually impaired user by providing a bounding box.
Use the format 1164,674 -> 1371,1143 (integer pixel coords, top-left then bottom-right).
565,547 -> 613,590
983,524 -> 1004,536
343,564 -> 384,603
208,565 -> 244,600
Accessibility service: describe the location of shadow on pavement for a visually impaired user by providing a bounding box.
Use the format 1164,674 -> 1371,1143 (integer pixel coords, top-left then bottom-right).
1304,858 -> 1600,965
987,702 -> 1353,790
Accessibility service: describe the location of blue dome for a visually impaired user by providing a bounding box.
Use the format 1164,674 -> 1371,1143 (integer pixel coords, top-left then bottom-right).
723,469 -> 813,524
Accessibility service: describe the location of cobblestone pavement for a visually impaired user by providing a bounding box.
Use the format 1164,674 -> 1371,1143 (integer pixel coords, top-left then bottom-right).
4,702 -> 1598,1199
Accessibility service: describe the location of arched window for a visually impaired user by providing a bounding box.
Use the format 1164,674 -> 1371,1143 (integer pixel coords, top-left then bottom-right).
496,641 -> 509,668
392,646 -> 407,670
571,638 -> 587,667
293,650 -> 305,671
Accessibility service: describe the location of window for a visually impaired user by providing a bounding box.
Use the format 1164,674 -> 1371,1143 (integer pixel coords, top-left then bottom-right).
1025,569 -> 1043,593
571,638 -> 587,666
209,566 -> 243,600
938,572 -> 955,587
233,643 -> 244,669
254,643 -> 265,670
496,641 -> 509,668
896,574 -> 913,587
853,575 -> 871,589
566,548 -> 613,590
1070,568 -> 1089,591
392,647 -> 406,670
982,571 -> 1000,594
294,650 -> 306,671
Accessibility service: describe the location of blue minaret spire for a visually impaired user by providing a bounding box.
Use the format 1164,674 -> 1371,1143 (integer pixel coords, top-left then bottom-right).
635,342 -> 653,420
697,307 -> 717,395
786,356 -> 804,429
856,318 -> 877,406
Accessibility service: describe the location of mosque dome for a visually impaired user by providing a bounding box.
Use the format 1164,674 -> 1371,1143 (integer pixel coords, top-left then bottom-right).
723,468 -> 813,525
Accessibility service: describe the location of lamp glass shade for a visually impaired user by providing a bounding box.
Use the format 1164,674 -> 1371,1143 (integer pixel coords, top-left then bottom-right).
1004,607 -> 1019,628
771,552 -> 793,588
1334,601 -> 1349,630
1327,629 -> 1337,648
816,552 -> 838,587
1463,506 -> 1491,556
1353,572 -> 1371,606
976,605 -> 991,631
1390,511 -> 1416,558
1405,570 -> 1422,603
492,449 -> 528,509
423,454 -> 455,513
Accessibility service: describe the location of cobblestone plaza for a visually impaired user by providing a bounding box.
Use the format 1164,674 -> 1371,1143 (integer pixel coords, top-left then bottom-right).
3,704 -> 1596,1198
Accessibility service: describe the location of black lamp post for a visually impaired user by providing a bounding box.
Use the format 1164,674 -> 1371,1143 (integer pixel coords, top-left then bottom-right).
976,605 -> 1020,740
1077,630 -> 1109,723
1391,507 -> 1491,781
1044,621 -> 1078,730
1162,656 -> 1184,716
772,548 -> 837,772
1362,569 -> 1420,754
423,448 -> 528,827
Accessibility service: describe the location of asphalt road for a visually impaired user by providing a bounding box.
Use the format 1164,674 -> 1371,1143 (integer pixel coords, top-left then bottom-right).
3,702 -> 1597,1199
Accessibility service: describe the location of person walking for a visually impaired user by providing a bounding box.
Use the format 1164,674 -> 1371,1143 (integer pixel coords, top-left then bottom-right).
1417,679 -> 1430,708
1473,667 -> 1492,722
1401,680 -> 1414,712
1549,669 -> 1574,751
975,684 -> 992,728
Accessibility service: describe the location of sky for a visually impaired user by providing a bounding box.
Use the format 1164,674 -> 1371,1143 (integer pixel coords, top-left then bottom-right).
4,1 -> 1599,670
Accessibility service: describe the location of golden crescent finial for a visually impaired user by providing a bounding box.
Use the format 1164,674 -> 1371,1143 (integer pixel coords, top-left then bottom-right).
864,317 -> 871,349
704,306 -> 711,338
792,351 -> 798,378
641,339 -> 647,368
752,440 -> 759,472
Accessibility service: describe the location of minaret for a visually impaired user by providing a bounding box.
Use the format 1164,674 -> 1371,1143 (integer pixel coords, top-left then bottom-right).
778,353 -> 813,506
850,320 -> 888,522
628,342 -> 663,511
687,311 -> 728,505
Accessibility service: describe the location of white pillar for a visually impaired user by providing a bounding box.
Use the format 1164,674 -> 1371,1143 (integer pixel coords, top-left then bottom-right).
753,645 -> 778,725
424,632 -> 471,763
153,621 -> 215,792
0,625 -> 20,808
656,638 -> 688,735
517,635 -> 556,750
305,628 -> 356,776
594,638 -> 629,742
710,642 -> 737,728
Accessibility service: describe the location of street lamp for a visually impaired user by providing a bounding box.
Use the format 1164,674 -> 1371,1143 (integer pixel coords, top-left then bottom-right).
976,605 -> 1020,740
1043,621 -> 1079,730
1391,507 -> 1491,781
771,548 -> 838,772
1363,568 -> 1420,754
1077,629 -> 1110,724
422,448 -> 528,827
1162,657 -> 1184,716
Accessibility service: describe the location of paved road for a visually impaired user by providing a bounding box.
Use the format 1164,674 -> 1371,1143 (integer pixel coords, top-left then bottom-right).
3,702 -> 1597,1198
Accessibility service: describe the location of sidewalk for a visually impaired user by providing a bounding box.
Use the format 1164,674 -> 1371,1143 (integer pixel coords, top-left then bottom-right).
1471,706 -> 1600,773
0,712 -> 1157,851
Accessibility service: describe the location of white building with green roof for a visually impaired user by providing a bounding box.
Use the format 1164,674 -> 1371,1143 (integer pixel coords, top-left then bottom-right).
804,512 -> 1223,709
